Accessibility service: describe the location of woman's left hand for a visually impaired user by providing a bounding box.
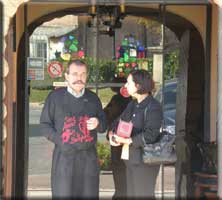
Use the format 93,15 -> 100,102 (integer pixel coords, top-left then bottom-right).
112,134 -> 132,145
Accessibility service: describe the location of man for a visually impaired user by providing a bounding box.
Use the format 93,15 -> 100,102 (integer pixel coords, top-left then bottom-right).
103,77 -> 131,199
40,59 -> 106,199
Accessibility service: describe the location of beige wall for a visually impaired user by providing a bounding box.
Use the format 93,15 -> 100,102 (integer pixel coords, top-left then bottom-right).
167,5 -> 206,47
210,5 -> 218,141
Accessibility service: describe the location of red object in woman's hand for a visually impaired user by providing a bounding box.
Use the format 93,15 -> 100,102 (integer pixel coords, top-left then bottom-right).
116,120 -> 133,138
120,87 -> 130,98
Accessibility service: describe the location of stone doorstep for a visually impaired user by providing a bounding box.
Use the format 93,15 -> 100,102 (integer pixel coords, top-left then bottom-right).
28,167 -> 175,191
28,169 -> 175,198
27,190 -> 115,199
28,188 -> 175,192
27,189 -> 175,199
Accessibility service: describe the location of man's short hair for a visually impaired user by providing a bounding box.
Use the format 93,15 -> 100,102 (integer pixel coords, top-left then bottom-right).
66,59 -> 87,74
130,70 -> 154,94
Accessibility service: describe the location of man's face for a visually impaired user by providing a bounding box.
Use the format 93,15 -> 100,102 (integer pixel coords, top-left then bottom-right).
65,63 -> 87,94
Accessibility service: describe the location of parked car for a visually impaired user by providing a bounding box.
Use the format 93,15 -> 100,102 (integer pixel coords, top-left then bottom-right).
154,79 -> 177,135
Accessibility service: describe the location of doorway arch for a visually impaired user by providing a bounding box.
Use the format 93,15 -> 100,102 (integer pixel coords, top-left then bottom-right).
15,4 -> 207,198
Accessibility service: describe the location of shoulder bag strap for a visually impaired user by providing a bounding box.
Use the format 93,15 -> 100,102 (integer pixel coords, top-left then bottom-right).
143,101 -> 151,123
142,102 -> 151,145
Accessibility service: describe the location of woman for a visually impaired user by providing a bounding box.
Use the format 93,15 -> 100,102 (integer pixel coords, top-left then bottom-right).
109,70 -> 163,199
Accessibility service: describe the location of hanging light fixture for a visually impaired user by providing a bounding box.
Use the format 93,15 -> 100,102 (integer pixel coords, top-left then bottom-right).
88,3 -> 126,36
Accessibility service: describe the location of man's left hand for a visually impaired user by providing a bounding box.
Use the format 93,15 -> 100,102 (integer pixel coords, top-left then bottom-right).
87,117 -> 99,130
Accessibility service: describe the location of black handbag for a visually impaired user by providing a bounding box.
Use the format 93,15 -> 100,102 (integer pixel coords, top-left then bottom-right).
142,106 -> 177,165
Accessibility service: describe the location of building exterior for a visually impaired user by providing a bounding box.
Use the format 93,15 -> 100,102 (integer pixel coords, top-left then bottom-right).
1,0 -> 222,198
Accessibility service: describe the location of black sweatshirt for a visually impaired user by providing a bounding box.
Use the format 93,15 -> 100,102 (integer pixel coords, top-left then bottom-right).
40,87 -> 107,153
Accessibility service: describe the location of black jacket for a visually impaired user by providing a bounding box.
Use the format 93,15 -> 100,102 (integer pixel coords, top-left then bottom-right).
40,87 -> 107,153
111,95 -> 163,164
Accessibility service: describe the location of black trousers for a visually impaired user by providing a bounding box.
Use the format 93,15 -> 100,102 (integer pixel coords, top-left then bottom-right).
51,147 -> 99,199
125,162 -> 160,199
111,146 -> 127,199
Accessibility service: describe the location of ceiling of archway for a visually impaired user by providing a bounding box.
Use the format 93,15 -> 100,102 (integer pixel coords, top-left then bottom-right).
3,0 -> 210,58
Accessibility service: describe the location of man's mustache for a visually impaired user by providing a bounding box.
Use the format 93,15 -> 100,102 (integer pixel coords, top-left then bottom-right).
73,80 -> 86,85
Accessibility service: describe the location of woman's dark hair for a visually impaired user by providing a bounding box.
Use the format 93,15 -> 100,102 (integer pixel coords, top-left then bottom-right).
66,59 -> 87,74
130,70 -> 154,94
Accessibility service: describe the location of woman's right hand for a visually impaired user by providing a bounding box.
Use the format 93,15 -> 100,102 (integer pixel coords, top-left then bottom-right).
108,131 -> 121,146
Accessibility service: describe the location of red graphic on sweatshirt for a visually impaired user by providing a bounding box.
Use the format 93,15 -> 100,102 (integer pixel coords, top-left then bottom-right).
79,116 -> 89,135
61,129 -> 72,144
61,116 -> 93,144
63,116 -> 76,129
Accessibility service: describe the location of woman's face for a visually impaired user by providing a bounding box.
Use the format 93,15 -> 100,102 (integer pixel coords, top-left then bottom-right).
125,74 -> 138,97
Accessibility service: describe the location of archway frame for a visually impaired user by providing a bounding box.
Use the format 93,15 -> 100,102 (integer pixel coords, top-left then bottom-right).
5,1 -> 212,198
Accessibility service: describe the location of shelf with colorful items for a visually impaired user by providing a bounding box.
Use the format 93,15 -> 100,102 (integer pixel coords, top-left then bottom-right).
59,34 -> 85,62
50,34 -> 85,75
115,35 -> 150,78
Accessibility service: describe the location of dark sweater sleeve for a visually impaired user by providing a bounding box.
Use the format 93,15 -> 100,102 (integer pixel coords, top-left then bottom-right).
95,96 -> 107,133
131,102 -> 163,148
40,92 -> 62,146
